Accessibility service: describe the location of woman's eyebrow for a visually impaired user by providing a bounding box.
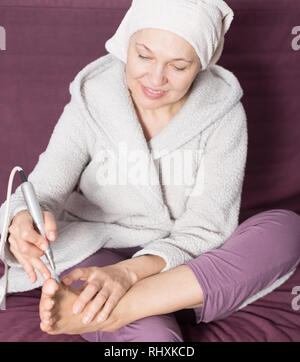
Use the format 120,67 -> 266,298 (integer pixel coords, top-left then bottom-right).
136,43 -> 193,63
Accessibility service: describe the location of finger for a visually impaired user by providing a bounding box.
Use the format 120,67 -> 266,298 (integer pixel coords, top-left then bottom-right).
96,293 -> 120,323
72,281 -> 101,315
61,268 -> 91,286
75,281 -> 88,292
11,212 -> 49,251
12,242 -> 51,282
8,234 -> 43,258
31,257 -> 52,281
11,209 -> 33,226
81,290 -> 109,324
16,223 -> 49,253
10,243 -> 37,283
43,211 -> 57,242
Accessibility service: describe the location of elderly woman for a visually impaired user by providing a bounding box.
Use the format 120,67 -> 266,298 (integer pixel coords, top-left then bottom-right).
0,0 -> 299,342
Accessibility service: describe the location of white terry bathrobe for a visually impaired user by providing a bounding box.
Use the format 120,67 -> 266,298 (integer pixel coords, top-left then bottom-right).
0,53 -> 248,304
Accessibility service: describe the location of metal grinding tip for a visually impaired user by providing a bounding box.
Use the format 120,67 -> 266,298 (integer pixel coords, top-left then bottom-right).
52,270 -> 61,284
45,248 -> 60,283
45,248 -> 55,271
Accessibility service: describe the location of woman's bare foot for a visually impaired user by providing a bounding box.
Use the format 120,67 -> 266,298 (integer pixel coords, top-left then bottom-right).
39,279 -> 106,335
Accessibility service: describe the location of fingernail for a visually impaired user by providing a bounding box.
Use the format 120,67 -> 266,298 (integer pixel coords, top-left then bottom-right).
41,244 -> 48,251
48,232 -> 56,241
73,304 -> 81,314
97,315 -> 104,323
82,315 -> 91,324
43,273 -> 49,280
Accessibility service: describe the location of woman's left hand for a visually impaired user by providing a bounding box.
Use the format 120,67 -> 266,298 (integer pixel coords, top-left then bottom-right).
61,263 -> 138,325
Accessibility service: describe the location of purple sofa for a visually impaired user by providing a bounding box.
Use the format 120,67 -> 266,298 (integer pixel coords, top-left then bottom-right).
0,0 -> 299,342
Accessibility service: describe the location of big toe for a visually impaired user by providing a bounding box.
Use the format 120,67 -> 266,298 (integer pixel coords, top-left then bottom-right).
41,278 -> 60,299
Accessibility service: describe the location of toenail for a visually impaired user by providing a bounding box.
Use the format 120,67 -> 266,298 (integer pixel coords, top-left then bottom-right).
62,277 -> 71,285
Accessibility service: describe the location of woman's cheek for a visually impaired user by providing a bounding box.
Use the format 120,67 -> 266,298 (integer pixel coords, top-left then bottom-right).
130,60 -> 148,74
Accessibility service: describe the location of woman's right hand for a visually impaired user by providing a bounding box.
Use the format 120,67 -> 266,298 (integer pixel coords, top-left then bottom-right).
7,210 -> 57,283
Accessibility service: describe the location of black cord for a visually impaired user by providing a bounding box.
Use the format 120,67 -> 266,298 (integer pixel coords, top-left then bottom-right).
18,169 -> 28,183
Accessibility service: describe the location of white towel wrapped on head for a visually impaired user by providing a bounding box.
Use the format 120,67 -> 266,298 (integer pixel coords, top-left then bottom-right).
105,0 -> 234,70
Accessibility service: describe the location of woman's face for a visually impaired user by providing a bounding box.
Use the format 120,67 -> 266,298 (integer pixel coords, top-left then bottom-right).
125,28 -> 202,113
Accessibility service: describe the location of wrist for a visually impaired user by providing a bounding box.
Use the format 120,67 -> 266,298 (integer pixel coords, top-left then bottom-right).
118,254 -> 166,282
119,262 -> 139,285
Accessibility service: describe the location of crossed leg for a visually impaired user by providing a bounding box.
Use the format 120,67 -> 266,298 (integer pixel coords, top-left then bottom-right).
39,247 -> 184,342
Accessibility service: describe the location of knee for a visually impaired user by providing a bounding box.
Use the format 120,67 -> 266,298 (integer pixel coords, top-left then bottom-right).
262,209 -> 299,221
247,209 -> 300,256
262,209 -> 300,233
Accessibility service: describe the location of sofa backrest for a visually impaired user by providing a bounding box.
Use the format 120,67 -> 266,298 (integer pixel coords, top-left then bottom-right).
0,0 -> 299,223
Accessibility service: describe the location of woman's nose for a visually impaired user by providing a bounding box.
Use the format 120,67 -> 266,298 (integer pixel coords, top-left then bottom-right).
149,64 -> 167,87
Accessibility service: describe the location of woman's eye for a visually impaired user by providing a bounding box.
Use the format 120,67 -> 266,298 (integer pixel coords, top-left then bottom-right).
138,55 -> 149,60
138,54 -> 185,71
174,66 -> 185,71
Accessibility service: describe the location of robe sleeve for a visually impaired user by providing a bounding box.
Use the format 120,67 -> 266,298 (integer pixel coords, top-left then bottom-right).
0,89 -> 91,266
131,103 -> 248,272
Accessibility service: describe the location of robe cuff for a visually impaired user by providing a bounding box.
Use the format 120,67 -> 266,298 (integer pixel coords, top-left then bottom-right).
131,238 -> 196,273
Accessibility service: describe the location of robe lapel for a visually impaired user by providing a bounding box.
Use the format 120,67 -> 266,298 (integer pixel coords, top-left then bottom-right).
148,67 -> 244,160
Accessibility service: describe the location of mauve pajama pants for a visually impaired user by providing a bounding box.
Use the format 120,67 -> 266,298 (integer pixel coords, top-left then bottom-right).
61,209 -> 300,342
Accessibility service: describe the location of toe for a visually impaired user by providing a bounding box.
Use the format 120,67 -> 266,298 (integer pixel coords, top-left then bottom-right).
40,279 -> 59,319
41,310 -> 52,322
40,320 -> 59,335
40,320 -> 52,333
42,297 -> 55,311
42,278 -> 59,298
